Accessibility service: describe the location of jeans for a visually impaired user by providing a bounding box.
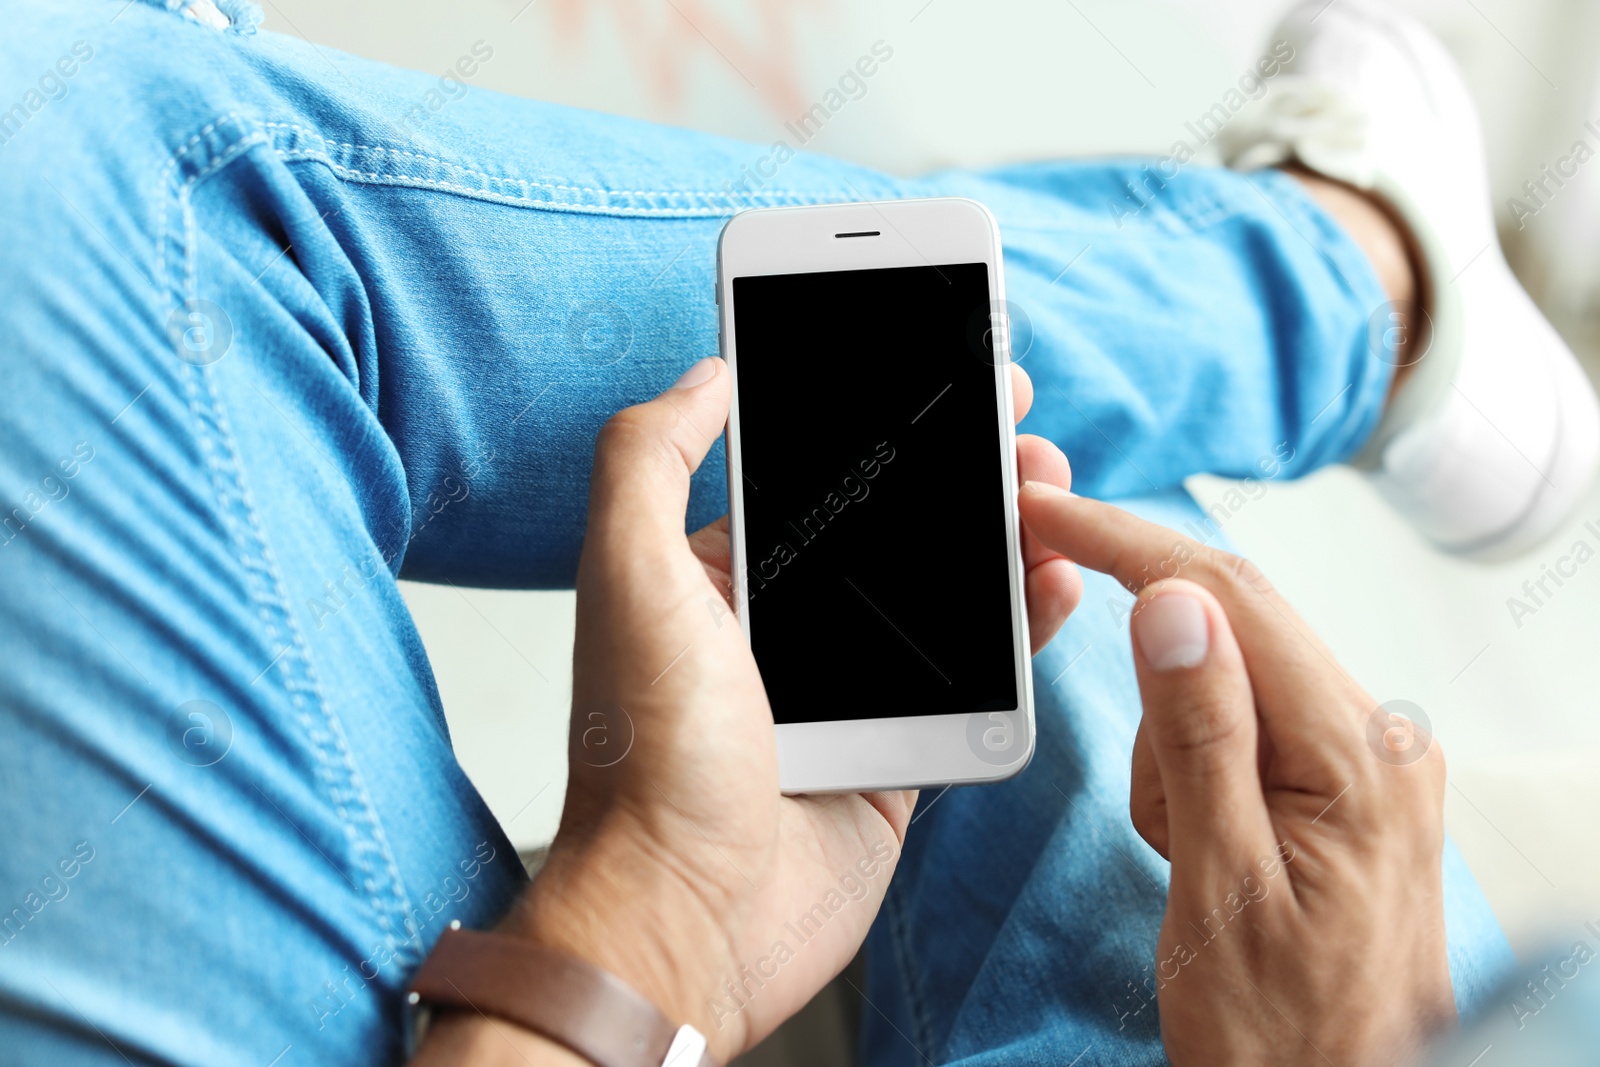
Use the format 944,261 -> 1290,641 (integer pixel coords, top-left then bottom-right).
0,1 -> 1514,1064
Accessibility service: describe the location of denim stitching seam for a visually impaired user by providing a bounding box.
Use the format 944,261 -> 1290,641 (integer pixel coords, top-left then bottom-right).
261,123 -> 754,197
258,121 -> 871,217
885,880 -> 939,1061
161,113 -> 420,965
155,113 -> 243,312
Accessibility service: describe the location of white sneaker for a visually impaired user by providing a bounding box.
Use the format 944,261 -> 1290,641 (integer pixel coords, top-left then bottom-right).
1219,0 -> 1600,560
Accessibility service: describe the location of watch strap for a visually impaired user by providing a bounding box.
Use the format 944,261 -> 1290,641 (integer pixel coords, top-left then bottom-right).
408,924 -> 717,1067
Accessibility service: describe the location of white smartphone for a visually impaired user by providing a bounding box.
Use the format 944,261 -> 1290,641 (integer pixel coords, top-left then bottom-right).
717,197 -> 1034,794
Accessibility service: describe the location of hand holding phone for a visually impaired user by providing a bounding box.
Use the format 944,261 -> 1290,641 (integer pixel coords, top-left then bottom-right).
495,349 -> 1078,1062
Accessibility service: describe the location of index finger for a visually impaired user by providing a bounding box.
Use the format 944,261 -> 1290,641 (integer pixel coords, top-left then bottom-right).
1016,482 -> 1368,767
1010,363 -> 1033,424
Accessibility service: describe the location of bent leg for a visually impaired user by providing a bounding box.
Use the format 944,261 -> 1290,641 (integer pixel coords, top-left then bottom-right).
16,3 -> 1392,591
0,1 -> 1395,1063
245,82 -> 1394,585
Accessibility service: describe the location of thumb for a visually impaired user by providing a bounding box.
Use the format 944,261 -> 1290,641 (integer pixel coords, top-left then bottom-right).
1129,579 -> 1275,880
570,355 -> 740,792
587,357 -> 730,558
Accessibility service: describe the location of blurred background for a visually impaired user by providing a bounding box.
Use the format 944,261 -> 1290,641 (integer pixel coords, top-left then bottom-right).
255,0 -> 1600,1054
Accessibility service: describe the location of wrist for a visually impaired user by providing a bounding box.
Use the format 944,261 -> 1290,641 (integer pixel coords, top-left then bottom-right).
415,1010 -> 593,1067
499,824 -> 747,1061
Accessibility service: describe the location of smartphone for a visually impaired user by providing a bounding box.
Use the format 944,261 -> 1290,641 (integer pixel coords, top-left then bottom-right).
717,197 -> 1033,794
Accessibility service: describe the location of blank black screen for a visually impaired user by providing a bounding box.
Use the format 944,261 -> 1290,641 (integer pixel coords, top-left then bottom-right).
732,262 -> 1019,726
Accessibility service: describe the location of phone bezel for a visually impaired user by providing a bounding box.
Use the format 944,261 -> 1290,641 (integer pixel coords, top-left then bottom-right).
717,197 -> 1034,794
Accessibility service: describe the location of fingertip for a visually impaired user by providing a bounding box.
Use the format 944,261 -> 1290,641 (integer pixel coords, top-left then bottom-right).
861,790 -> 919,841
1017,481 -> 1085,566
1130,579 -> 1229,657
590,358 -> 731,538
1009,363 -> 1034,423
670,356 -> 724,391
1016,434 -> 1072,492
1132,587 -> 1210,672
1026,557 -> 1083,653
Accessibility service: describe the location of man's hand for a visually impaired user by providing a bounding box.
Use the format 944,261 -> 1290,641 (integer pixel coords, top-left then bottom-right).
461,358 -> 1080,1063
1018,482 -> 1454,1067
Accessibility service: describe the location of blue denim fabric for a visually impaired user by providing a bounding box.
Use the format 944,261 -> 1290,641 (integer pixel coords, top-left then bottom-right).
0,1 -> 1511,1064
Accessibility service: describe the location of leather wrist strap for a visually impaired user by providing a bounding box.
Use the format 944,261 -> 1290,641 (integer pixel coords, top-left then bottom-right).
407,923 -> 718,1067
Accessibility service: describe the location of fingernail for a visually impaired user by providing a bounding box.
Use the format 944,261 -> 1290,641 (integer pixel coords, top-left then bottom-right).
1134,592 -> 1209,671
671,357 -> 720,390
1020,480 -> 1072,499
